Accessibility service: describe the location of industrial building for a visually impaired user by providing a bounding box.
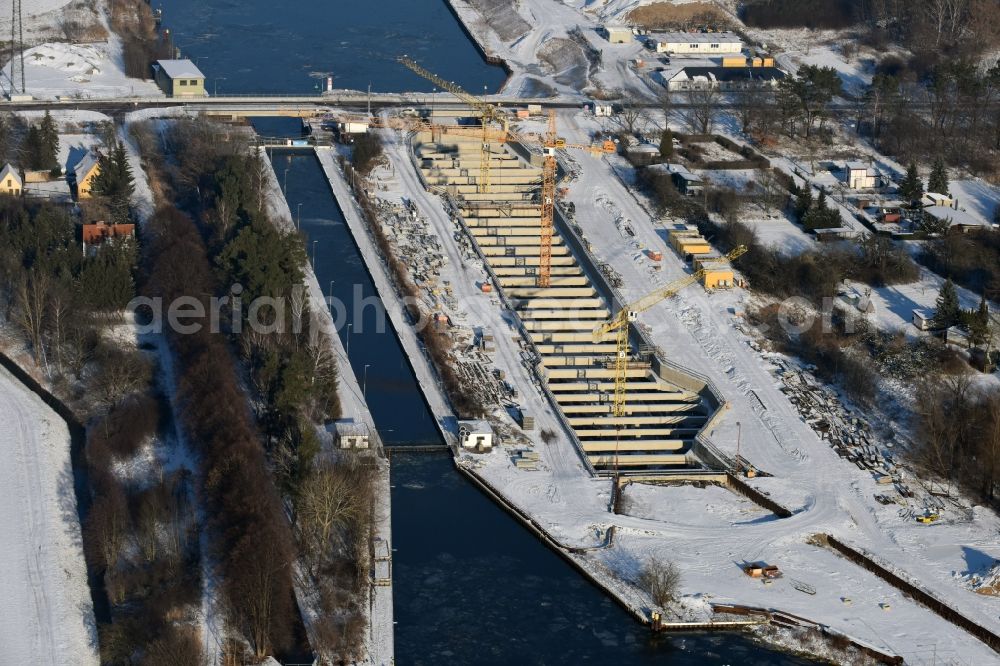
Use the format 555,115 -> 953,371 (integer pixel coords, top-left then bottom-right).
603,25 -> 633,44
152,59 -> 207,97
416,132 -> 714,472
665,66 -> 785,91
651,31 -> 742,54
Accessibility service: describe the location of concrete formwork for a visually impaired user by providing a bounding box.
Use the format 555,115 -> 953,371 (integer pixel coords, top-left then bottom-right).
416,134 -> 711,472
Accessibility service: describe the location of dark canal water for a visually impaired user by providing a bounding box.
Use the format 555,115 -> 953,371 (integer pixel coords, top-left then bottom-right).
264,126 -> 813,663
160,0 -> 507,94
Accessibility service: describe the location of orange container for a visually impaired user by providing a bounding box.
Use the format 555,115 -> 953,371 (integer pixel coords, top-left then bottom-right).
480,282 -> 493,293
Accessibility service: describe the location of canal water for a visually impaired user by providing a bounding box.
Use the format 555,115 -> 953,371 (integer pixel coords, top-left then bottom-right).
264,125 -> 813,663
160,0 -> 507,94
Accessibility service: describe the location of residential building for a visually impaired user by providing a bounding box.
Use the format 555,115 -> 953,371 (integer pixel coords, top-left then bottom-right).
845,161 -> 876,189
923,205 -> 989,233
81,221 -> 135,249
921,192 -> 954,208
0,163 -> 21,196
665,66 -> 785,91
152,59 -> 207,97
73,151 -> 100,199
652,31 -> 742,54
652,163 -> 704,196
603,25 -> 633,44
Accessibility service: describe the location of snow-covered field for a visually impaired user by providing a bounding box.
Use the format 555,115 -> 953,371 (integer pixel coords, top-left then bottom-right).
0,365 -> 98,665
6,40 -> 161,100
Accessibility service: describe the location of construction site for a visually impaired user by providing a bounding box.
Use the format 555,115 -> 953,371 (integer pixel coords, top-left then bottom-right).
287,56 -> 1000,665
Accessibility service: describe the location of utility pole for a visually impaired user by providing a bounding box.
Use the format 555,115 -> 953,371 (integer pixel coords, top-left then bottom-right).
296,202 -> 302,229
363,364 -> 371,400
367,82 -> 371,117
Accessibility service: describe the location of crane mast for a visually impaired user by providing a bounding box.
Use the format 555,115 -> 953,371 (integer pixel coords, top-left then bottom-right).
593,246 -> 748,417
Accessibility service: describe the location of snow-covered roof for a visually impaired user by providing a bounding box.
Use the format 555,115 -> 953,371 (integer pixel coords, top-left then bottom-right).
459,419 -> 493,434
650,163 -> 702,182
669,66 -> 785,84
653,31 -> 741,44
846,161 -> 872,172
924,205 -> 987,228
0,163 -> 20,183
74,151 -> 99,181
153,59 -> 205,80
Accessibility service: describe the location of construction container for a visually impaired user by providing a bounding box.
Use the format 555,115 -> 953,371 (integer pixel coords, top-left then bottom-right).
527,104 -> 542,114
723,56 -> 747,67
762,57 -> 775,67
516,109 -> 530,119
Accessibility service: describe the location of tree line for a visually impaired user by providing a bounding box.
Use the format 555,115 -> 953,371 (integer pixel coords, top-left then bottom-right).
134,117 -> 379,661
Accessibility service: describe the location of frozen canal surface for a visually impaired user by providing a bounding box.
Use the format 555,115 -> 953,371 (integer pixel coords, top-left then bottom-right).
160,0 -> 507,93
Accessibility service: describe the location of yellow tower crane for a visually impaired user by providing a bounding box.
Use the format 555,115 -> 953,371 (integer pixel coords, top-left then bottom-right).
592,246 -> 747,417
398,56 -> 506,194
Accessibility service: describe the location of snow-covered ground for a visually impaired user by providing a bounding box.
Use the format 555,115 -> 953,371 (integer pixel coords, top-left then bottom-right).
0,365 -> 98,666
5,39 -> 161,100
360,106 -> 1000,664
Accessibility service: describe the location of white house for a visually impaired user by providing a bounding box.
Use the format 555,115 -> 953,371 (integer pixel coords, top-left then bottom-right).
845,161 -> 876,189
604,25 -> 633,44
0,163 -> 21,196
459,420 -> 494,451
653,31 -> 742,55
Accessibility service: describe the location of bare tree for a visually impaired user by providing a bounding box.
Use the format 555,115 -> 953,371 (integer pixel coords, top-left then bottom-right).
684,87 -> 719,135
615,97 -> 646,136
639,557 -> 681,607
296,461 -> 364,562
12,269 -> 50,365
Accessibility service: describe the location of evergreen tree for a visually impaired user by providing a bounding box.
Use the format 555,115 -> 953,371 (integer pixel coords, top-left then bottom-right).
37,111 -> 59,172
927,156 -> 949,196
92,141 -> 135,225
658,128 -> 673,158
932,278 -> 960,329
968,294 -> 991,347
899,162 -> 923,206
816,188 -> 828,210
793,185 -> 813,221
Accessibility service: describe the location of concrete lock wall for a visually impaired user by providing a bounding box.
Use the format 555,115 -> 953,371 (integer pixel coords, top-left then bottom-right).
417,134 -> 722,473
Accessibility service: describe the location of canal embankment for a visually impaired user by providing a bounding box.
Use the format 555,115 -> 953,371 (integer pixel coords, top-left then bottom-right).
260,148 -> 395,666
315,147 -> 459,448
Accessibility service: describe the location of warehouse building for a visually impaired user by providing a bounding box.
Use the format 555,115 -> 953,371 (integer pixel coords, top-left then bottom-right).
652,31 -> 742,54
666,66 -> 785,91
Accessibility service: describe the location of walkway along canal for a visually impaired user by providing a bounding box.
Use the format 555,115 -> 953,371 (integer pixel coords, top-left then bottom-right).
269,133 -> 814,664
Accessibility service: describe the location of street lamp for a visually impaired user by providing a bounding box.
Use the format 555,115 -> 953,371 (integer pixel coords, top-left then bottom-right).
363,364 -> 371,400
296,202 -> 303,230
311,240 -> 318,267
347,323 -> 352,356
283,167 -> 289,195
